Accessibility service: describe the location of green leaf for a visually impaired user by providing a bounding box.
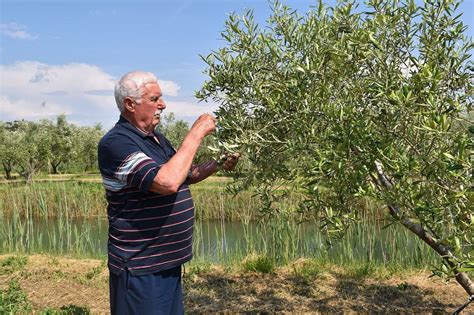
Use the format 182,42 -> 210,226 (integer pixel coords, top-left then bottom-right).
443,152 -> 455,160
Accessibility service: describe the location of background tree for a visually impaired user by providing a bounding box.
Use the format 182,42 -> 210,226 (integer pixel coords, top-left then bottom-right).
74,123 -> 104,173
48,114 -> 75,174
197,0 -> 473,296
157,113 -> 190,149
13,120 -> 52,182
0,117 -> 106,178
0,122 -> 22,179
157,113 -> 216,164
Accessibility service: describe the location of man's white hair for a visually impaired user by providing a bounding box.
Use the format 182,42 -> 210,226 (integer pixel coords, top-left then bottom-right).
114,71 -> 158,113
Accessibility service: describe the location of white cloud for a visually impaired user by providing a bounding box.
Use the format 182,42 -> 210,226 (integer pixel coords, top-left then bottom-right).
1,61 -> 116,93
0,61 -> 117,125
158,79 -> 180,96
1,23 -> 37,40
0,95 -> 72,119
164,101 -> 219,122
0,61 -> 209,128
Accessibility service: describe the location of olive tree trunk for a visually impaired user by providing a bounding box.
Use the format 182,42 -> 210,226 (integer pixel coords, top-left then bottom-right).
373,161 -> 474,296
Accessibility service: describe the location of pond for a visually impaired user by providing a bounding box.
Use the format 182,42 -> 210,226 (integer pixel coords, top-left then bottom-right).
0,214 -> 439,268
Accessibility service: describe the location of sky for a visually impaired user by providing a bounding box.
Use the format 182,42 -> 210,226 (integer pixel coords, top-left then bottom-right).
1,0 -> 473,130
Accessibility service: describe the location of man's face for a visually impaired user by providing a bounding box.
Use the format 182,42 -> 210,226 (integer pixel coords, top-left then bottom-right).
134,82 -> 166,131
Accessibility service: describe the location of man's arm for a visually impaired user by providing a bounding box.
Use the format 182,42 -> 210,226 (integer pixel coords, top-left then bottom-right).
149,114 -> 215,194
187,153 -> 241,185
187,160 -> 219,184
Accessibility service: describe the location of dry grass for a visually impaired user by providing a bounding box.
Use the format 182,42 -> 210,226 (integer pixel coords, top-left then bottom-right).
0,254 -> 109,313
185,262 -> 465,314
0,254 -> 468,314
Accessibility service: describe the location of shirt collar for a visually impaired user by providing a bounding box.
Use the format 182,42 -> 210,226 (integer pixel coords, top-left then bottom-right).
117,115 -> 156,139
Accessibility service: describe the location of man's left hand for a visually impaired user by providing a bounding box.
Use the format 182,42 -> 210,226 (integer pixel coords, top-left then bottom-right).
221,153 -> 240,171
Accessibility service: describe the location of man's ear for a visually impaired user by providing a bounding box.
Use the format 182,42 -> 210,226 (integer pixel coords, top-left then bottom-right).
124,97 -> 135,113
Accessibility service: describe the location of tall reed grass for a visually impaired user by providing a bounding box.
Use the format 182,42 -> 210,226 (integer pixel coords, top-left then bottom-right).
0,180 -> 264,220
0,181 -> 106,218
191,215 -> 440,270
0,210 -> 106,259
0,180 -> 440,271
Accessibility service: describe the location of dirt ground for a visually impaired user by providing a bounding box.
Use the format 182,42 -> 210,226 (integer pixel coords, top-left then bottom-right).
0,254 -> 470,314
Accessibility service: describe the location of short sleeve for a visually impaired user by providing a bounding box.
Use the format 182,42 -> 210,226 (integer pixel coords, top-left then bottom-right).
98,135 -> 159,192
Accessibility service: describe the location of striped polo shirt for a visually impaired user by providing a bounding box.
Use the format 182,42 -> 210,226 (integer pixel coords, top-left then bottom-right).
98,115 -> 194,276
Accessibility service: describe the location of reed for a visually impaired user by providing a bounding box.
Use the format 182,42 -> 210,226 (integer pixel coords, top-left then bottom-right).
0,180 -> 264,221
0,182 -> 106,218
0,180 -> 384,221
190,214 -> 440,271
0,179 -> 440,271
0,212 -> 107,259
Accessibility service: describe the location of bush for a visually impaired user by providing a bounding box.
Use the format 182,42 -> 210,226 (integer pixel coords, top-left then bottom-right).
242,254 -> 275,274
291,258 -> 328,281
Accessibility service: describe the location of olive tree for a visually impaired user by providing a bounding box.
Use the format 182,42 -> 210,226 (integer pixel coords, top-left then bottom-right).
73,123 -> 104,173
11,120 -> 52,181
48,114 -> 75,174
0,122 -> 22,179
197,0 -> 473,296
157,113 -> 190,149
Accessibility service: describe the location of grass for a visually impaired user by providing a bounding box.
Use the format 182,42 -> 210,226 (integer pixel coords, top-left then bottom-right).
0,178 -> 264,221
343,262 -> 383,280
0,255 -> 28,275
242,254 -> 275,274
291,258 -> 329,281
84,265 -> 104,281
185,262 -> 212,277
40,305 -> 91,314
0,254 -> 468,313
0,280 -> 32,313
0,254 -> 102,313
0,279 -> 91,315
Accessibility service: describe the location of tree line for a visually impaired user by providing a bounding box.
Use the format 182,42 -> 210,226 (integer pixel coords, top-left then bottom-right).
0,113 -> 214,181
0,115 -> 104,181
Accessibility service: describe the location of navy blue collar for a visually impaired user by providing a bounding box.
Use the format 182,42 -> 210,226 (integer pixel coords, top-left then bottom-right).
117,115 -> 160,140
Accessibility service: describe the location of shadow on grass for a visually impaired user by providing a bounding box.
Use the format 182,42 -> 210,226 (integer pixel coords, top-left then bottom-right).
184,270 -> 459,313
332,279 -> 440,312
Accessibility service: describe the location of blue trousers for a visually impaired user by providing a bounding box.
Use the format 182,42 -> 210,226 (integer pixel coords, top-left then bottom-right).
109,265 -> 184,315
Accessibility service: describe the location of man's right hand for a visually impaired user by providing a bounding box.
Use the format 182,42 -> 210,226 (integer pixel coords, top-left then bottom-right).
151,113 -> 216,195
190,113 -> 216,138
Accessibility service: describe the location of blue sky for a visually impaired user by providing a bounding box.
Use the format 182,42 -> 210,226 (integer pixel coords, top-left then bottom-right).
1,0 -> 473,129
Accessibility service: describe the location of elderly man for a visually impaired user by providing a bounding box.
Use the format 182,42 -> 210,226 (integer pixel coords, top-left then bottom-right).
98,71 -> 238,314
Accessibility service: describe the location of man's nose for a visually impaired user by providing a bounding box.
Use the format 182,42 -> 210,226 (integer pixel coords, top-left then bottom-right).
158,99 -> 166,109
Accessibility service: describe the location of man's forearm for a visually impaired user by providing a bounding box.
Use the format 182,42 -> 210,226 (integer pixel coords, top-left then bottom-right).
187,160 -> 219,184
150,132 -> 204,194
188,153 -> 241,184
